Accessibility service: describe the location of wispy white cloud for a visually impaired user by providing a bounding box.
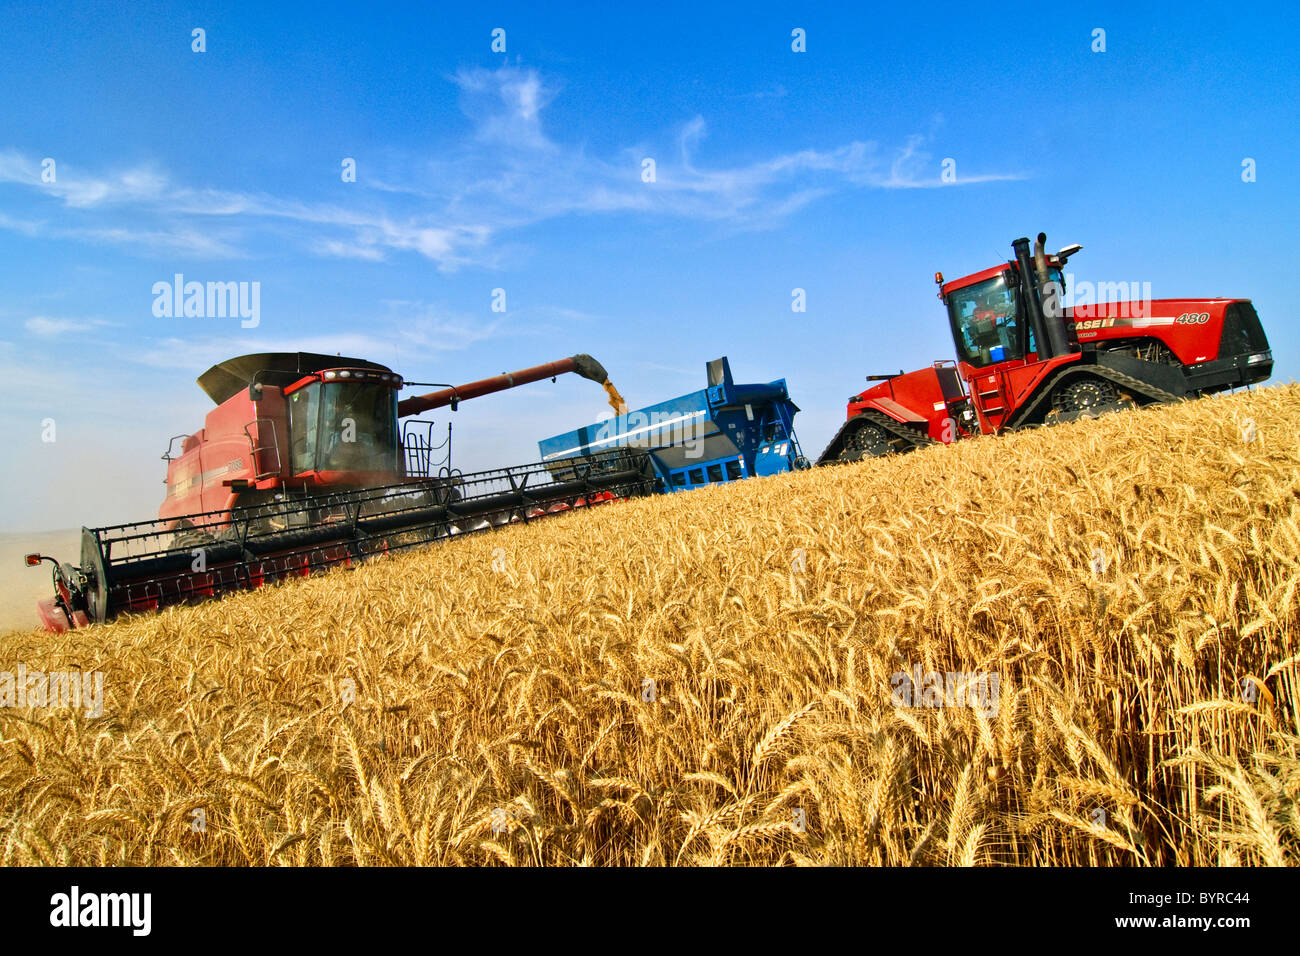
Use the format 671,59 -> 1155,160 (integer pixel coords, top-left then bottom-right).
730,83 -> 788,101
0,208 -> 243,257
122,302 -> 502,375
312,238 -> 386,261
0,66 -> 1025,267
0,150 -> 169,207
451,66 -> 559,151
24,316 -> 113,336
125,334 -> 405,372
873,133 -> 1022,189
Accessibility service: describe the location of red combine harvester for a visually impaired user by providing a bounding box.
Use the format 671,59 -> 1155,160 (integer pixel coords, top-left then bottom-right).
26,352 -> 650,630
817,232 -> 1273,462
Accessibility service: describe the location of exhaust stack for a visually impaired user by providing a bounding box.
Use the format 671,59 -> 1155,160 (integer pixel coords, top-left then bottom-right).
1012,234 -> 1072,360
1034,232 -> 1072,358
1012,237 -> 1052,359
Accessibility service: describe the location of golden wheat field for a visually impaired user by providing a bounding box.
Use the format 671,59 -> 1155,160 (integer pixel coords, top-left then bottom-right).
2,385 -> 1298,867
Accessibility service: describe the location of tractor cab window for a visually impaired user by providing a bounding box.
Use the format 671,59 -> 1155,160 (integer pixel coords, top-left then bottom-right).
947,275 -> 1025,367
289,380 -> 399,474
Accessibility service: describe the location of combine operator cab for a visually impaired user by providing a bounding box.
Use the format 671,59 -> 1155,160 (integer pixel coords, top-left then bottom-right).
283,371 -> 402,477
159,353 -> 408,528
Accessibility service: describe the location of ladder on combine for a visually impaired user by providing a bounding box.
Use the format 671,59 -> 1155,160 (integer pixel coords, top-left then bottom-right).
401,419 -> 453,479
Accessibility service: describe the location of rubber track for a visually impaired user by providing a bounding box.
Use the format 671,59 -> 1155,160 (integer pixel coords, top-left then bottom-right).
1007,363 -> 1184,429
818,409 -> 934,464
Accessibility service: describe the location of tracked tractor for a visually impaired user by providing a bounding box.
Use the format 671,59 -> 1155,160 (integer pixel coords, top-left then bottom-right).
817,232 -> 1273,463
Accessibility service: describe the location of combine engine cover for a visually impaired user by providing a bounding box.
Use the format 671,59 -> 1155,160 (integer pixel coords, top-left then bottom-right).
537,356 -> 808,491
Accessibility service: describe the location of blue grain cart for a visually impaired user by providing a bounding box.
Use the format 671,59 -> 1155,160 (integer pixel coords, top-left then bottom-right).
538,356 -> 808,492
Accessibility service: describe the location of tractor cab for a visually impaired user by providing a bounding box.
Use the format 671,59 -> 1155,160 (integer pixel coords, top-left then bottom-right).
937,236 -> 1081,431
942,263 -> 1073,369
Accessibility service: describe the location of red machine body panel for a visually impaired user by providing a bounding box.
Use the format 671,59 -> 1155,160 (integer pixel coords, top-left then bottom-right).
956,352 -> 1078,433
1067,297 -> 1238,366
159,366 -> 407,527
850,364 -> 969,442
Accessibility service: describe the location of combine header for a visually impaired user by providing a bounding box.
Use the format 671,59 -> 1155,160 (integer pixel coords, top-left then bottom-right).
27,351 -> 654,630
538,356 -> 809,491
817,232 -> 1273,463
28,450 -> 649,629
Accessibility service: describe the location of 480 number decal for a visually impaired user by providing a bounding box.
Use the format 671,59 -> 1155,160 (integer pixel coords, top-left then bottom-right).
1176,312 -> 1210,324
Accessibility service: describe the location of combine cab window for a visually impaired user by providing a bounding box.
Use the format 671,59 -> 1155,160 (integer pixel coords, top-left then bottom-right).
318,383 -> 399,472
289,384 -> 321,474
948,275 -> 1025,367
289,381 -> 400,474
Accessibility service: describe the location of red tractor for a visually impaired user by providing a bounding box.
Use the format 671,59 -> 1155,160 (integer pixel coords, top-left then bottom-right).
817,232 -> 1273,462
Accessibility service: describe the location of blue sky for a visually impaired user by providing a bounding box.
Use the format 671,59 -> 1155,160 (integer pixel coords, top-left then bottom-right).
1,1 -> 1296,531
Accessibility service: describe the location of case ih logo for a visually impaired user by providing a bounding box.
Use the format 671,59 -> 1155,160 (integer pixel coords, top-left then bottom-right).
151,274 -> 260,328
